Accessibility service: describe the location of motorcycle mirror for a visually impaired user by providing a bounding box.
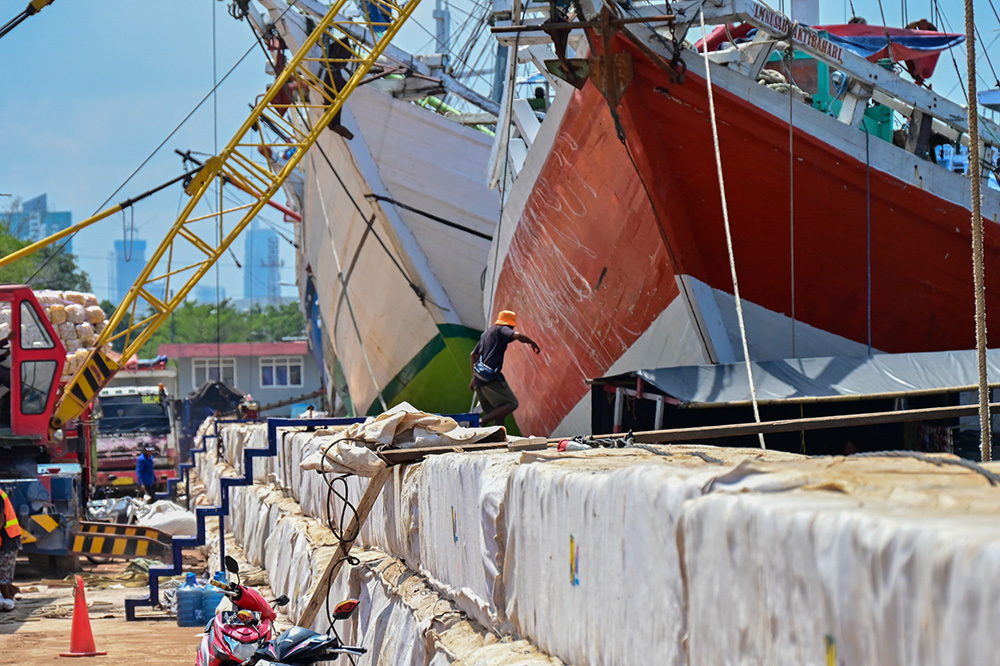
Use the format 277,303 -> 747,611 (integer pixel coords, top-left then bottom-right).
225,555 -> 240,574
273,595 -> 290,607
332,599 -> 359,621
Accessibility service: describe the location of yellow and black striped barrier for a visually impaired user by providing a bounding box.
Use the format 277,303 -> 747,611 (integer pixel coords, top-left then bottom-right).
70,521 -> 172,562
18,512 -> 62,545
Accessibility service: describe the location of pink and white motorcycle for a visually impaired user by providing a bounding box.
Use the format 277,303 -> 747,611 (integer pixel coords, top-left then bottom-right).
195,556 -> 289,666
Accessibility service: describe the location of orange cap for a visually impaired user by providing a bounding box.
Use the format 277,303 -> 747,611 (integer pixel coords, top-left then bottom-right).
495,310 -> 517,327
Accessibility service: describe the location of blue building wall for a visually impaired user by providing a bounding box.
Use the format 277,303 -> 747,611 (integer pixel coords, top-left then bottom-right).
5,194 -> 73,254
113,239 -> 147,302
243,221 -> 281,306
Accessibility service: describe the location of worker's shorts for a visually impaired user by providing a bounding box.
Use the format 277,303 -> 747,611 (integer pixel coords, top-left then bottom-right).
476,380 -> 519,414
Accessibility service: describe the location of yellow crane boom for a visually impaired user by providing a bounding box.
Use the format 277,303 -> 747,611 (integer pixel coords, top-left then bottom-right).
0,0 -> 55,41
50,0 -> 422,433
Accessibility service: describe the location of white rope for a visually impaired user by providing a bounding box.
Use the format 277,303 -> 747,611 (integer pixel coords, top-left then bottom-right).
310,152 -> 389,412
700,12 -> 765,449
965,0 -> 991,461
785,48 -> 796,358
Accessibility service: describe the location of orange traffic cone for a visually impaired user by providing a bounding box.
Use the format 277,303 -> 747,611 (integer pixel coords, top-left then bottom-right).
59,575 -> 108,658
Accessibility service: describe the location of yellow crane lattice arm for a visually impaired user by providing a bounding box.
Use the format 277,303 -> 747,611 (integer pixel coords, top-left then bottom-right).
50,0 -> 422,432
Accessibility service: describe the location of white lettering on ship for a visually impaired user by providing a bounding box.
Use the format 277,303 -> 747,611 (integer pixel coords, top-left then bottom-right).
749,1 -> 843,62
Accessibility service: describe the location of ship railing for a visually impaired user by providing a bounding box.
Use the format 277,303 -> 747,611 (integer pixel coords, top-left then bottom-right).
679,0 -> 1000,173
498,0 -> 998,177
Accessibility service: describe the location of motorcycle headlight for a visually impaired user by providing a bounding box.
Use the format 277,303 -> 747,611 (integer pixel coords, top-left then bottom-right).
223,635 -> 259,663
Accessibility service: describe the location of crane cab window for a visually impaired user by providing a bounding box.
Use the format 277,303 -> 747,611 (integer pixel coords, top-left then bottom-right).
20,360 -> 57,414
20,302 -> 55,349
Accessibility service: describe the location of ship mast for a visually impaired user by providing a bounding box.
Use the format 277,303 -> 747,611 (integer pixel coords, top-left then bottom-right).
788,0 -> 818,26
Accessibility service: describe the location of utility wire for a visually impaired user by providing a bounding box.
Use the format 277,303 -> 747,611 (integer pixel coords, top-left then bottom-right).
23,5 -> 299,292
241,12 -> 430,305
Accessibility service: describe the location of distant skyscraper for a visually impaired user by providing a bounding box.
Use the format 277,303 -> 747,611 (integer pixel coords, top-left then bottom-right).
112,239 -> 147,303
243,221 -> 282,306
4,194 -> 73,254
195,285 -> 226,304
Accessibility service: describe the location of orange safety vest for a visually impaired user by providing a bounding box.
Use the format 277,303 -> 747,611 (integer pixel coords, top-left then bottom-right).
0,490 -> 21,539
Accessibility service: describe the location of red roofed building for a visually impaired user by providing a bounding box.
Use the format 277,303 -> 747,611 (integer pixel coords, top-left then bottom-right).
158,340 -> 323,416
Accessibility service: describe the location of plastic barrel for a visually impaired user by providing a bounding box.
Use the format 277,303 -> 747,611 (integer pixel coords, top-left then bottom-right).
202,572 -> 227,621
176,573 -> 204,627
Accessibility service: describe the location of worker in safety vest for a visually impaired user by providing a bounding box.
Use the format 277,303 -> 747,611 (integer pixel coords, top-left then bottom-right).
0,489 -> 21,610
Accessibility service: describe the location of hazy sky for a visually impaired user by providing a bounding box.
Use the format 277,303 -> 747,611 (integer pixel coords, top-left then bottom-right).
0,0 -> 995,302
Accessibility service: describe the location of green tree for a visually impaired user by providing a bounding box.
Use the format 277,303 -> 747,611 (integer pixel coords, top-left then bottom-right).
0,232 -> 38,285
99,299 -> 129,354
136,299 -> 305,357
246,302 -> 307,342
29,246 -> 92,292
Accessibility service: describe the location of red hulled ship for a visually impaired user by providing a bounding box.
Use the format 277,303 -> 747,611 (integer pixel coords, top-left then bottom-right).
486,0 -> 1000,435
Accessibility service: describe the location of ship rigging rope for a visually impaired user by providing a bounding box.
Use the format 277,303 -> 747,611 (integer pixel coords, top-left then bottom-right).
935,0 -> 970,104
782,47 -> 796,358
214,0 -> 223,372
310,154 -> 389,413
865,129 -> 872,353
605,8 -> 717,359
487,17 -> 523,318
699,11 -> 765,449
965,0 -> 992,462
241,12 -> 439,313
875,0 -> 896,62
848,450 -> 1000,486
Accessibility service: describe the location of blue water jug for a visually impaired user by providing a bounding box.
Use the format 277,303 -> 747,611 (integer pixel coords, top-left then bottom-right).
202,571 -> 227,621
176,572 -> 204,627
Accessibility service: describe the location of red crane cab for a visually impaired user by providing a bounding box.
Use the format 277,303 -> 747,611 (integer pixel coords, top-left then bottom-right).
0,286 -> 66,443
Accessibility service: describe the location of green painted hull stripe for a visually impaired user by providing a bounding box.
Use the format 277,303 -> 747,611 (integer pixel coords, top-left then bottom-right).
364,324 -> 481,416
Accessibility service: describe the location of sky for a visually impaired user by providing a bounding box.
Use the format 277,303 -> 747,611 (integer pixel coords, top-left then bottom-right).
0,0 -> 996,304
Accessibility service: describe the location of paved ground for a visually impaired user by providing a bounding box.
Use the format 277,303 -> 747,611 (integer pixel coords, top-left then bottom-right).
0,557 -> 210,665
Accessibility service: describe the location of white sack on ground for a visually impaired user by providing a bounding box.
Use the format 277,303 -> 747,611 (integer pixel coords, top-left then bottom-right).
138,506 -> 197,536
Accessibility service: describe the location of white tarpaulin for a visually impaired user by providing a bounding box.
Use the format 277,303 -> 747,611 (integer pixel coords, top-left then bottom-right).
198,414 -> 1000,665
300,402 -> 505,476
417,451 -> 519,628
682,490 -> 1000,665
626,348 -> 1000,406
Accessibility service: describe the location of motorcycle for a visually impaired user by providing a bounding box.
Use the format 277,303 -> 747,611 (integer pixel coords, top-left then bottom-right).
238,599 -> 367,665
196,555 -> 290,666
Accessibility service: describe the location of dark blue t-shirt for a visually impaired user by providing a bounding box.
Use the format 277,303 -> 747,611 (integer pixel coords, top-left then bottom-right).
136,454 -> 156,487
472,324 -> 515,387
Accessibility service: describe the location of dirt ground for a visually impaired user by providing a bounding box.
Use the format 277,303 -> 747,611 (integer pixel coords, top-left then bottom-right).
0,556 -> 212,665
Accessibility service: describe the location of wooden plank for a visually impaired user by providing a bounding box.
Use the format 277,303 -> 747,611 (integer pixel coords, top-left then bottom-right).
568,401 -> 1000,445
298,468 -> 392,629
379,441 -> 512,464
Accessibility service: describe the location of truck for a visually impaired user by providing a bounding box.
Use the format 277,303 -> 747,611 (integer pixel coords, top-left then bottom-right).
0,0 -> 420,567
93,385 -> 178,494
0,286 -> 92,566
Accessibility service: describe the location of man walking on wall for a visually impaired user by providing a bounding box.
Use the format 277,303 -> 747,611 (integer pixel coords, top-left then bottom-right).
469,310 -> 541,427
